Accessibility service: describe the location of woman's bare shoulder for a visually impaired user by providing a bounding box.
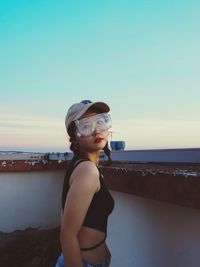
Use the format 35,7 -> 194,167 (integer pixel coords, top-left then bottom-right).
70,160 -> 99,186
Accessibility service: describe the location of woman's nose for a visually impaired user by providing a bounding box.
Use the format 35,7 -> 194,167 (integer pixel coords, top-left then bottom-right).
92,126 -> 101,135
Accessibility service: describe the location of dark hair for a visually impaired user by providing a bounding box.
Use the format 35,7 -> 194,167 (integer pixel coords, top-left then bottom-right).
67,121 -> 81,157
103,141 -> 112,166
67,121 -> 112,166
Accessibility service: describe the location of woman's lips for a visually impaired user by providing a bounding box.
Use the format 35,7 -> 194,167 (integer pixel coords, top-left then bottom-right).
94,138 -> 104,143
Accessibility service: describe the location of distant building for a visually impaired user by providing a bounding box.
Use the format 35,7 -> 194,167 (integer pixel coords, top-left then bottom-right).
110,141 -> 125,151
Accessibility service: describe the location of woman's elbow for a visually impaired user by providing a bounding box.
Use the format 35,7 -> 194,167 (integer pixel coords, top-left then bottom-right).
60,229 -> 69,244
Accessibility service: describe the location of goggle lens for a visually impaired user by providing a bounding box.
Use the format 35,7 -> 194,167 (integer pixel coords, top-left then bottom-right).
75,113 -> 111,137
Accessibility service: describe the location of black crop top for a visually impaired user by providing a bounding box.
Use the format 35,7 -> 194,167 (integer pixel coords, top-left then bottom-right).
62,156 -> 114,234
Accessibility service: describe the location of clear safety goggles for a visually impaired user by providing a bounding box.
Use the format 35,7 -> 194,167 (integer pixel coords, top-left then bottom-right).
75,113 -> 112,137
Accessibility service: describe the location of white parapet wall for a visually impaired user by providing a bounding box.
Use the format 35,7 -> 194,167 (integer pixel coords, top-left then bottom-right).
108,191 -> 200,267
0,170 -> 65,232
1,170 -> 200,267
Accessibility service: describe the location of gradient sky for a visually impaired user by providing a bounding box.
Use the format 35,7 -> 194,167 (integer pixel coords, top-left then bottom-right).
0,0 -> 200,152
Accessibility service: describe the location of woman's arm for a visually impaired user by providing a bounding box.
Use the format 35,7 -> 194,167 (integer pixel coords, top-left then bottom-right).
60,161 -> 100,267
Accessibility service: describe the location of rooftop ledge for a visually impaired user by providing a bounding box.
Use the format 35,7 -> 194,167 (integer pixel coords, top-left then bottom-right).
103,161 -> 200,210
1,158 -> 200,210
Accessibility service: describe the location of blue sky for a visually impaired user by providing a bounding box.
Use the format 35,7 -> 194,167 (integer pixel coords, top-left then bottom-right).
0,0 -> 200,152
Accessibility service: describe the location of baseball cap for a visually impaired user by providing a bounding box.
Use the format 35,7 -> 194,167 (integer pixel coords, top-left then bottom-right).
65,100 -> 110,129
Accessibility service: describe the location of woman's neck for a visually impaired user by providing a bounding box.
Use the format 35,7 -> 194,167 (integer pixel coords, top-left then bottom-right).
85,151 -> 100,166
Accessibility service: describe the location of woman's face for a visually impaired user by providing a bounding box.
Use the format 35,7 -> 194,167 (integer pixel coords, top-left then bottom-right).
75,111 -> 110,153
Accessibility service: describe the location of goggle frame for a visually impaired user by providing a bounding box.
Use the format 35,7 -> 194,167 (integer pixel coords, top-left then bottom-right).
75,113 -> 112,137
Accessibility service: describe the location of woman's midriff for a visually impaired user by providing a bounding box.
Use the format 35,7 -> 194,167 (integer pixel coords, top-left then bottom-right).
78,226 -> 111,263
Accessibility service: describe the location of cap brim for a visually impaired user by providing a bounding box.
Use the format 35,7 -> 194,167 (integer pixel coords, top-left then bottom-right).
88,102 -> 110,113
76,101 -> 110,120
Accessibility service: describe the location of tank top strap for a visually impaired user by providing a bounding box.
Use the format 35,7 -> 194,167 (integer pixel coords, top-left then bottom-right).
72,158 -> 91,170
80,235 -> 107,251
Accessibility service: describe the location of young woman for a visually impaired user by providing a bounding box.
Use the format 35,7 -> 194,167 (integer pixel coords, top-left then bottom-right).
55,100 -> 114,267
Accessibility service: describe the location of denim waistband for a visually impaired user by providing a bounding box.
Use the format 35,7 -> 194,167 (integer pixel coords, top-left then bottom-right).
55,253 -> 108,267
82,256 -> 107,267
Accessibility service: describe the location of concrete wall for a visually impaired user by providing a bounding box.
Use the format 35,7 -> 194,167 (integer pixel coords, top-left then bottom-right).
1,171 -> 200,266
108,191 -> 200,267
0,170 -> 65,232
